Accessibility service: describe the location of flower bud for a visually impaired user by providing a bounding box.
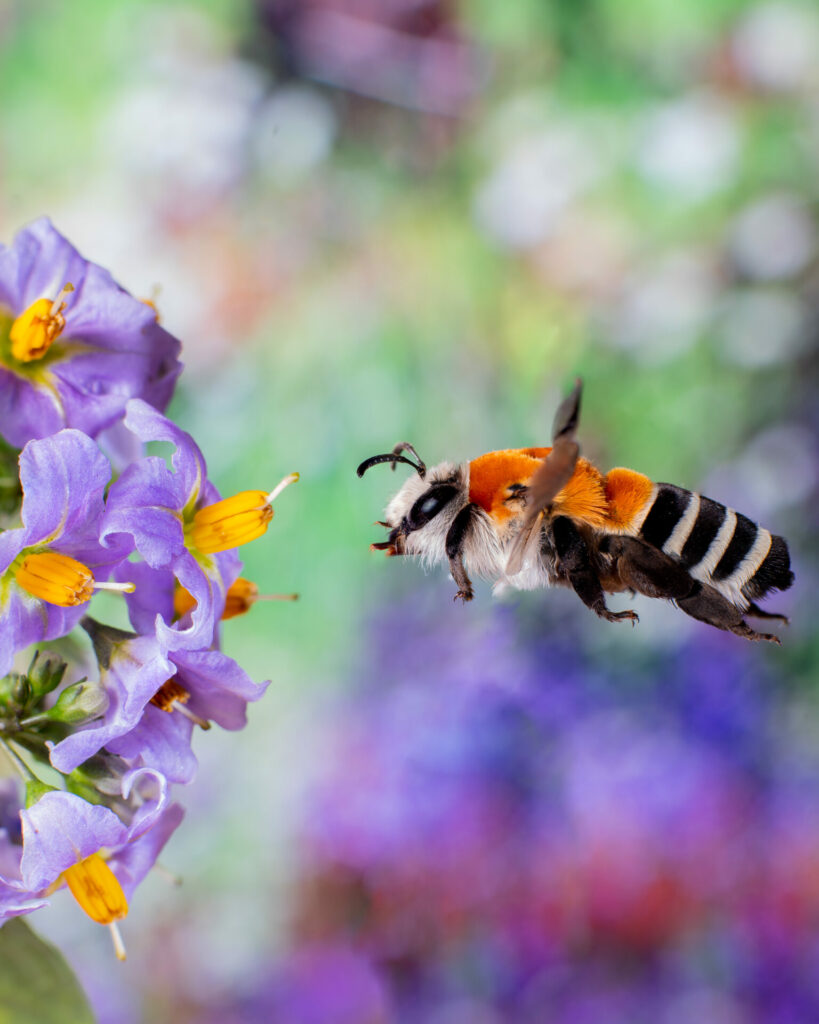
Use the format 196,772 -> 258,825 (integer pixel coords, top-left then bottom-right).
46,681 -> 109,725
0,672 -> 32,715
27,651 -> 68,699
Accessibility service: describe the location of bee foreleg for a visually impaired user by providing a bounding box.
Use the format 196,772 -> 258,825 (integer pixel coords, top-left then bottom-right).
552,517 -> 639,625
446,503 -> 478,602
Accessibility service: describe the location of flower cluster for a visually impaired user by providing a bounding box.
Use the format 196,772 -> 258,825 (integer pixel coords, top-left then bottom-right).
0,219 -> 295,959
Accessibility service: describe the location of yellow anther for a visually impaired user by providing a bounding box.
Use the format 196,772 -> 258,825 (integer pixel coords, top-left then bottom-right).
14,552 -> 134,607
189,473 -> 298,555
63,854 -> 128,927
16,552 -> 94,606
223,578 -> 298,619
9,283 -> 74,362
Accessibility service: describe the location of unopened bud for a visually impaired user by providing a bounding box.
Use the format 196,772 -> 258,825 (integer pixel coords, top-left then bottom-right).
46,681 -> 109,725
27,651 -> 68,699
0,673 -> 32,715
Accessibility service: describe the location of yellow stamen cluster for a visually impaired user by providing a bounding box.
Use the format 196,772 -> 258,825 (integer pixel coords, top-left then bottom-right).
150,678 -> 190,712
9,284 -> 74,362
150,678 -> 211,730
16,552 -> 94,606
189,473 -> 298,555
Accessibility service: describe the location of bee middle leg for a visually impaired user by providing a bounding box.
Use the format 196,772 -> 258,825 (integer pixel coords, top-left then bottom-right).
552,517 -> 639,625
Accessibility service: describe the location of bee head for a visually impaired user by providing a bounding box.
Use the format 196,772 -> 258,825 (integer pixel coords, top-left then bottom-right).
357,444 -> 467,558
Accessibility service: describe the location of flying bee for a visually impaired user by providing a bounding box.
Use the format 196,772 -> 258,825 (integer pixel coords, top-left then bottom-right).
356,380 -> 794,643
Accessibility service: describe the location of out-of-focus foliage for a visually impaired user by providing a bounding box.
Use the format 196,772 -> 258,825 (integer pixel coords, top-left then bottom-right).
1,0 -> 816,1020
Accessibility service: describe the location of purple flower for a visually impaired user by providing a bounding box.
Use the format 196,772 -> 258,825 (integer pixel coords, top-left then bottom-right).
0,769 -> 182,959
0,218 -> 182,448
0,429 -> 131,676
102,399 -> 296,651
102,400 -> 241,650
49,625 -> 268,784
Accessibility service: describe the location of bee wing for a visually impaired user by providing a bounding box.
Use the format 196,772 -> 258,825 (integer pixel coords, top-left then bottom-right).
505,380 -> 582,577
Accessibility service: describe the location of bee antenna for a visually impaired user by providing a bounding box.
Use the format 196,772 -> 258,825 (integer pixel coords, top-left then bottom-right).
389,442 -> 426,477
357,453 -> 425,478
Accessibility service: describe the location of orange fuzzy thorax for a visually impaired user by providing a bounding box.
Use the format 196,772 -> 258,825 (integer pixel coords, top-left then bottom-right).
468,448 -> 653,531
602,467 -> 655,530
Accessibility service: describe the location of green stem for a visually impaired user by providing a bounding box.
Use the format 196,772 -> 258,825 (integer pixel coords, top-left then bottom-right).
19,713 -> 50,729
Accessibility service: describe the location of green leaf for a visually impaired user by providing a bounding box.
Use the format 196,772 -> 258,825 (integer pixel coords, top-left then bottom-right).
0,917 -> 95,1024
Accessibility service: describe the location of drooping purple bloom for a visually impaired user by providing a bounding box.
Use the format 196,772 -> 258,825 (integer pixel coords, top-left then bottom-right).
0,429 -> 131,676
49,630 -> 268,784
102,399 -> 241,651
0,218 -> 182,448
19,768 -> 182,905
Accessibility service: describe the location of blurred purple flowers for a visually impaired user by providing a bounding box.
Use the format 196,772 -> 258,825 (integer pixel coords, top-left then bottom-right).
258,603 -> 819,1023
0,218 -> 294,959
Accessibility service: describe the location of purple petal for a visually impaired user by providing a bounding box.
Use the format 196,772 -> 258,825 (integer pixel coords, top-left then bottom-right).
0,884 -> 49,923
0,217 -> 89,311
114,561 -> 176,636
17,430 -> 111,547
102,456 -> 187,567
49,635 -> 174,774
109,803 -> 184,901
0,587 -> 86,678
157,548 -> 239,651
107,707 -> 198,785
20,792 -> 127,891
174,647 -> 269,729
121,399 -> 207,508
0,369 -> 63,448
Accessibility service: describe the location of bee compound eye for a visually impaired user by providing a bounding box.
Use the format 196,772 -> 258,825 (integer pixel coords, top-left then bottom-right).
419,494 -> 442,517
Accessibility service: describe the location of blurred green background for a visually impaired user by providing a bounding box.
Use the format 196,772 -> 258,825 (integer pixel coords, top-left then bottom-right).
2,0 -> 817,1020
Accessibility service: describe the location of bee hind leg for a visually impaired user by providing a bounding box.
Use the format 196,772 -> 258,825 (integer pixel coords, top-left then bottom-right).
744,601 -> 789,625
552,517 -> 639,625
677,584 -> 781,644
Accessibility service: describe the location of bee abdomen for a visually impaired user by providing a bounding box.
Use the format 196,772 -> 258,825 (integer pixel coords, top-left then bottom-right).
638,483 -> 792,604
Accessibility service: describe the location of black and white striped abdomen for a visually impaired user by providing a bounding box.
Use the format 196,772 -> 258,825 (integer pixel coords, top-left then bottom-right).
637,483 -> 793,607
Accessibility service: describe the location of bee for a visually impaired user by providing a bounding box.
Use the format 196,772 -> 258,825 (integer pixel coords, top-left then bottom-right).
356,380 -> 794,643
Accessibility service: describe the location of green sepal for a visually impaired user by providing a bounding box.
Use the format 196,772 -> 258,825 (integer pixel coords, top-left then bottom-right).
0,917 -> 95,1024
70,752 -> 129,798
80,617 -> 136,671
64,775 -> 107,806
24,779 -> 57,809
